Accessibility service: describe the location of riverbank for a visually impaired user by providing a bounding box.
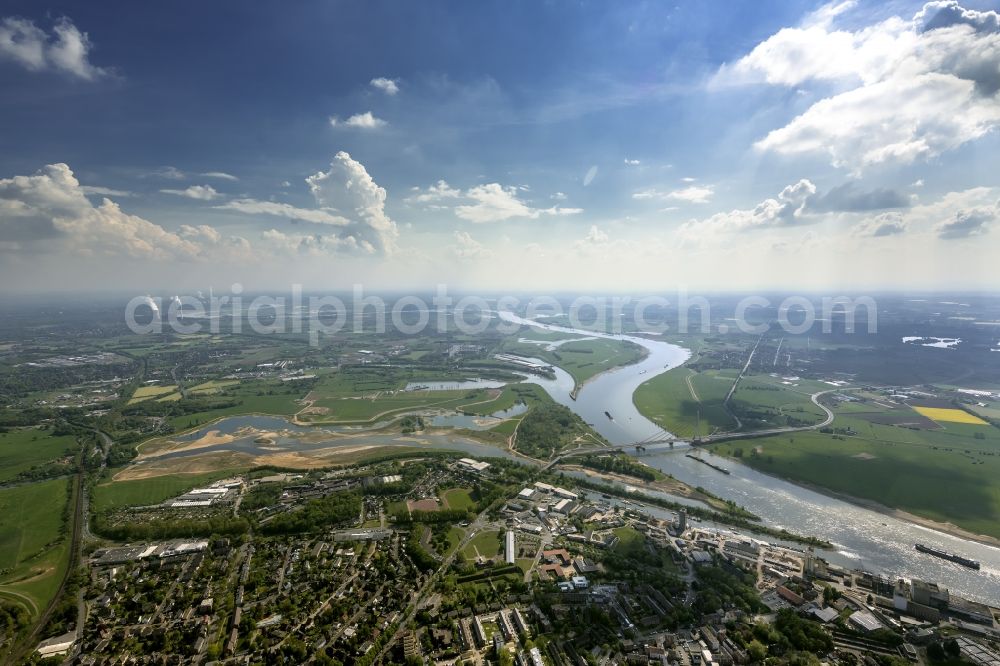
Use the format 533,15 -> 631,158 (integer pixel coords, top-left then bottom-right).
567,474 -> 833,548
557,463 -> 745,516
568,344 -> 650,400
709,450 -> 1000,549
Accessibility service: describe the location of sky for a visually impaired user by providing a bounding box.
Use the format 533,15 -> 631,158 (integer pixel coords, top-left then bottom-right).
0,0 -> 998,293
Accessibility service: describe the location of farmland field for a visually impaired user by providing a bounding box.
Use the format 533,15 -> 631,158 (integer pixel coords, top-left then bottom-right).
127,384 -> 178,404
711,396 -> 1000,538
92,470 -> 237,512
912,406 -> 989,425
634,366 -> 737,437
0,478 -> 72,616
0,428 -> 77,483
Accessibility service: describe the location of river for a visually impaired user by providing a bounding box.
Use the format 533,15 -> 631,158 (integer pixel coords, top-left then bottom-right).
499,310 -> 1000,606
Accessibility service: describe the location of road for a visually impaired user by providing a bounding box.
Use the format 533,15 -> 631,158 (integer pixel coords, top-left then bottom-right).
723,334 -> 764,430
371,500 -> 501,663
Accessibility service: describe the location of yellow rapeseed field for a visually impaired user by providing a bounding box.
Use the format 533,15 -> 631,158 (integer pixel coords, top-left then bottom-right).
913,406 -> 989,425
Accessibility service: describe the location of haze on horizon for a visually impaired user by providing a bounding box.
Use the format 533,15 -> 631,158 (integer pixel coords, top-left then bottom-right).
1,0 -> 999,293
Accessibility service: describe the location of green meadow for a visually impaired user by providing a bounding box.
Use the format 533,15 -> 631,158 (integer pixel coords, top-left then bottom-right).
0,428 -> 78,483
0,478 -> 73,617
712,398 -> 1000,538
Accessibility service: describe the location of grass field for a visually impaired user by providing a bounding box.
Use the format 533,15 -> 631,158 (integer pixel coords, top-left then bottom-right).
462,530 -> 502,560
188,380 -> 240,395
913,406 -> 989,425
0,428 -> 77,483
730,375 -> 829,428
441,487 -> 475,511
634,366 -> 737,437
0,478 -> 72,616
127,384 -> 178,404
92,470 -> 236,512
168,386 -> 304,430
500,336 -> 645,388
443,526 -> 464,555
711,396 -> 1000,538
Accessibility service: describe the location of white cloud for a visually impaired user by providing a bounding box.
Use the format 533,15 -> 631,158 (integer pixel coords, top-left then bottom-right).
148,166 -> 186,180
679,179 -> 817,239
451,230 -> 493,260
0,16 -> 107,80
370,77 -> 399,95
217,153 -> 398,255
160,184 -> 221,200
329,111 -> 387,129
201,171 -> 238,181
583,165 -> 598,186
667,185 -> 714,204
935,204 -> 997,239
551,191 -> 567,200
409,181 -> 583,223
717,1 -> 1000,170
405,180 -> 462,204
304,151 -> 399,253
259,228 -> 371,256
80,185 -> 132,197
853,212 -> 908,237
580,225 -> 609,244
215,199 -> 350,225
456,184 -> 536,222
623,158 -> 641,166
0,163 -> 218,259
633,184 -> 714,204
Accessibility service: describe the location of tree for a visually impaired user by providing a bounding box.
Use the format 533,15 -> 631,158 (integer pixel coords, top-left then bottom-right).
747,639 -> 767,662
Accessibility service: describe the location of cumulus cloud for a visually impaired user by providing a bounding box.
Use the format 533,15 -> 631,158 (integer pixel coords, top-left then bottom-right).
935,205 -> 997,239
405,180 -> 462,204
0,16 -> 107,80
853,212 -> 909,237
304,151 -> 399,253
624,158 -> 641,166
680,179 -> 817,238
409,181 -> 582,223
370,77 -> 399,95
216,153 -> 397,255
0,163 -> 218,258
717,1 -> 1000,170
451,230 -> 492,260
329,111 -> 387,129
579,225 -> 609,245
160,184 -> 221,200
259,228 -> 374,256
